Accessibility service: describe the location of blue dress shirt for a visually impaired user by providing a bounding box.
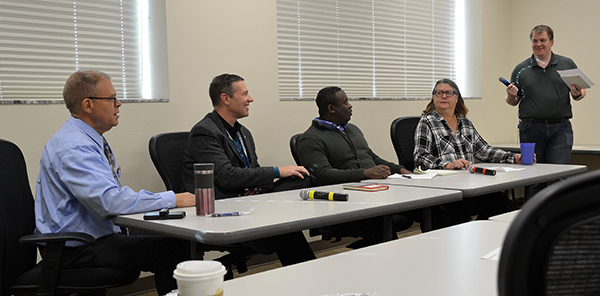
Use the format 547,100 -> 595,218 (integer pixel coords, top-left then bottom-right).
34,116 -> 176,246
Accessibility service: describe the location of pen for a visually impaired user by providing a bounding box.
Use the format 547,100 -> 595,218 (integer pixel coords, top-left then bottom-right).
206,212 -> 243,217
206,208 -> 254,217
401,175 -> 412,179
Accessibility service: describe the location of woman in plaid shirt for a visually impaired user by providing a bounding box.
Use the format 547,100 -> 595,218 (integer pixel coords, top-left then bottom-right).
413,78 -> 529,226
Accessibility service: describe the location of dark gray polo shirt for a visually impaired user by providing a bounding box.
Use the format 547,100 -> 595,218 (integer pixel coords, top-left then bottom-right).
510,52 -> 578,119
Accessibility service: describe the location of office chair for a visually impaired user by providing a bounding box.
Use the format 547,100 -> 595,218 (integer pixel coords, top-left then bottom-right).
498,169 -> 600,296
289,133 -> 302,166
0,139 -> 140,296
148,131 -> 190,193
148,132 -> 255,279
389,116 -> 421,171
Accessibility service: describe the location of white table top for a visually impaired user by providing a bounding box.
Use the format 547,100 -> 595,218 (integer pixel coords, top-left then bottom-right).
223,220 -> 509,296
370,163 -> 586,197
491,143 -> 600,155
113,184 -> 462,245
490,210 -> 520,223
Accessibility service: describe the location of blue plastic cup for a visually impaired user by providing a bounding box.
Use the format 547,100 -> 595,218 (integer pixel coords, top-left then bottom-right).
520,143 -> 535,165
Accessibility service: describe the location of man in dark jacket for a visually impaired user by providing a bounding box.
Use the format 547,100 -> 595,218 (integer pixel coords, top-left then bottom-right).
181,73 -> 315,266
297,86 -> 416,248
298,86 -> 412,185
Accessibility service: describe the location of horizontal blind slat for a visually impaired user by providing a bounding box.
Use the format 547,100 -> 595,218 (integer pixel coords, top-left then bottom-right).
277,0 -> 456,99
0,0 -> 150,101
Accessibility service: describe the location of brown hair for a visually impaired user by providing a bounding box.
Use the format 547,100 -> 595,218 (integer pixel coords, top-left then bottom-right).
209,74 -> 244,107
422,78 -> 469,117
530,24 -> 554,41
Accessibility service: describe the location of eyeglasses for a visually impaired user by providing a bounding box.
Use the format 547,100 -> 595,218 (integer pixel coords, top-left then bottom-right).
434,90 -> 456,97
88,97 -> 118,106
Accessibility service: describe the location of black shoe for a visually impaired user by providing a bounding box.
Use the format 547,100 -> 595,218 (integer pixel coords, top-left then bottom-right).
345,238 -> 376,250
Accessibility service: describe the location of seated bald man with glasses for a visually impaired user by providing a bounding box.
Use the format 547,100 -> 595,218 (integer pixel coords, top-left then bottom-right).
34,70 -> 195,295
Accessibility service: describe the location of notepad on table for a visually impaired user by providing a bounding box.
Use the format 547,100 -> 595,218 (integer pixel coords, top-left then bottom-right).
343,183 -> 389,192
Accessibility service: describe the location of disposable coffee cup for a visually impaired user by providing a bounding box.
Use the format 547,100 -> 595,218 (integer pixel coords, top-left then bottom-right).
173,260 -> 226,296
520,143 -> 535,165
194,163 -> 215,215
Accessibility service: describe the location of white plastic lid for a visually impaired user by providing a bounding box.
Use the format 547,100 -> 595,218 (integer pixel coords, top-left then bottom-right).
173,260 -> 225,279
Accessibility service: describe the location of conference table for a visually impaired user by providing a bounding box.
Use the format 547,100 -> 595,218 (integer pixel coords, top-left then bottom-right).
113,183 -> 461,247
491,143 -> 600,156
223,220 -> 510,296
490,210 -> 520,223
369,163 -> 586,199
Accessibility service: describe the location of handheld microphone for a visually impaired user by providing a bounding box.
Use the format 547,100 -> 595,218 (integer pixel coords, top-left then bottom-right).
498,76 -> 510,86
299,189 -> 349,202
468,165 -> 496,176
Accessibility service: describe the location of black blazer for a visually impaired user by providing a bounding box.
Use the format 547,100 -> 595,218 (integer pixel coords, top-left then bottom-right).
182,110 -> 274,199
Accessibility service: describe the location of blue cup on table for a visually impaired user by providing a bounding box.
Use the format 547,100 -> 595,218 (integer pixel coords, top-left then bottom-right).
520,143 -> 535,165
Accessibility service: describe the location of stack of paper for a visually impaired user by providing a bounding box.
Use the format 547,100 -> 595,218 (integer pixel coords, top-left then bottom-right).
557,68 -> 595,89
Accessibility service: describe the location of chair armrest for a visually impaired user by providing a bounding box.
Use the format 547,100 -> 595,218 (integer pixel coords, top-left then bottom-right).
19,232 -> 96,245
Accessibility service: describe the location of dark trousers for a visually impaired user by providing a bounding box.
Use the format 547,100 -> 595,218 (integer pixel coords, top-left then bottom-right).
271,173 -> 312,193
60,234 -> 189,295
439,191 -> 509,227
246,231 -> 316,266
249,174 -> 316,265
519,120 -> 573,195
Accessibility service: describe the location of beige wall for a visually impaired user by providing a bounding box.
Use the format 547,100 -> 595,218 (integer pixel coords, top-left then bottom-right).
1,0 -> 598,194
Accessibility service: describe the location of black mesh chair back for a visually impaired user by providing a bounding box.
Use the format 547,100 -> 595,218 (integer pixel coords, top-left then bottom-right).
498,169 -> 600,296
389,116 -> 421,171
0,139 -> 37,296
148,132 -> 190,193
289,133 -> 302,166
148,132 -> 255,279
1,139 -> 140,296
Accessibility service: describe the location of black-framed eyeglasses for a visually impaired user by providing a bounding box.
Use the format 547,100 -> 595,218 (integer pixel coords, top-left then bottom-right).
88,97 -> 118,106
433,90 -> 456,97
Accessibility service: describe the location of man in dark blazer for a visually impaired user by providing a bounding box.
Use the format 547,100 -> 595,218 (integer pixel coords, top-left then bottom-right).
181,73 -> 315,266
182,74 -> 310,198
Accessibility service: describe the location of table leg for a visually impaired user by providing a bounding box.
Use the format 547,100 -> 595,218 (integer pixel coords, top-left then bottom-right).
191,242 -> 204,259
524,185 -> 532,202
421,207 -> 432,232
383,215 -> 393,241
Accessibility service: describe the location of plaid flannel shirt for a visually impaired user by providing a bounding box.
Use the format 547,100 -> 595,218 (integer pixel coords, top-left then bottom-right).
413,111 -> 515,170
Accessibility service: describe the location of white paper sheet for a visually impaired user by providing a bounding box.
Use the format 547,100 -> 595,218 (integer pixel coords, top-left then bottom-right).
557,68 -> 595,89
389,173 -> 437,180
481,247 -> 502,261
488,167 -> 525,172
414,166 -> 458,176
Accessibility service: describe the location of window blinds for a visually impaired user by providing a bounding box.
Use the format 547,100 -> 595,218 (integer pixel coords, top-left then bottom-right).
0,0 -> 168,103
277,0 -> 456,100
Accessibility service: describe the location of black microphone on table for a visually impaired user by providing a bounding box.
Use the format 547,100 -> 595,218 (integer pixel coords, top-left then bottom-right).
299,189 -> 349,202
498,76 -> 510,86
468,165 -> 497,176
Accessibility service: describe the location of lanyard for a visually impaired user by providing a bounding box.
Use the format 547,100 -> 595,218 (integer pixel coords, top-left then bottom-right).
228,132 -> 251,168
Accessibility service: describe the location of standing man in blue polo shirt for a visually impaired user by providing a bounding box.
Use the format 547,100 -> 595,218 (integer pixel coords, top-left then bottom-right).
505,24 -> 586,167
